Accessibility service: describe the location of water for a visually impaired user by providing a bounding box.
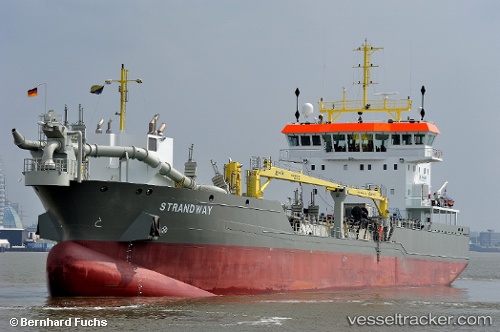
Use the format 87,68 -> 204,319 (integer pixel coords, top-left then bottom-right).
1,251 -> 499,331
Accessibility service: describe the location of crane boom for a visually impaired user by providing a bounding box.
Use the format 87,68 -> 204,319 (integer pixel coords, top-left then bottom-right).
225,158 -> 389,218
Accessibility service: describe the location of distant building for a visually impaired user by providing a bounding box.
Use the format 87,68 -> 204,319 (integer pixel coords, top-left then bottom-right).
25,225 -> 40,244
0,228 -> 27,247
0,156 -> 24,229
0,239 -> 9,249
0,157 -> 5,227
2,205 -> 24,228
0,157 -> 51,251
0,157 -> 30,248
479,230 -> 500,247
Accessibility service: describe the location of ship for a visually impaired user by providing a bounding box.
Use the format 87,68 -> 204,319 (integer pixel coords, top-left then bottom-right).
13,40 -> 469,297
469,244 -> 500,253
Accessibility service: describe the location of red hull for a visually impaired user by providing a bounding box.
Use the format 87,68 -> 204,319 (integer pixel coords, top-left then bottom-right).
47,241 -> 214,297
47,241 -> 468,297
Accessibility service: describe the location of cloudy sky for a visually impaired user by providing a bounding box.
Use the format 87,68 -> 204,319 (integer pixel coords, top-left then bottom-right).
1,1 -> 498,232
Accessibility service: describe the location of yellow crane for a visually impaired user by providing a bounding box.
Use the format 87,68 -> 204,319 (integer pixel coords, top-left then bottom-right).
225,158 -> 389,218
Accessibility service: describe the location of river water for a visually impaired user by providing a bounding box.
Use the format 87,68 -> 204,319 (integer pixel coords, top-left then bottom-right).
0,251 -> 499,331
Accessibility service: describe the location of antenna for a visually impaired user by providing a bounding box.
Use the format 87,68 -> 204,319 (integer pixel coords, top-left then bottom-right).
420,85 -> 426,120
78,104 -> 84,125
64,104 -> 68,126
188,143 -> 194,162
295,88 -> 300,122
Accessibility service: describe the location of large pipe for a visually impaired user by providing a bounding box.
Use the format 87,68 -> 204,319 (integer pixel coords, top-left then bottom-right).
68,131 -> 82,182
12,129 -> 45,151
84,144 -> 226,193
40,140 -> 60,168
13,128 -> 226,193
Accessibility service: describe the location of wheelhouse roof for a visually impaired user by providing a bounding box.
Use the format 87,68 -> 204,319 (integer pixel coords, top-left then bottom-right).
281,122 -> 440,135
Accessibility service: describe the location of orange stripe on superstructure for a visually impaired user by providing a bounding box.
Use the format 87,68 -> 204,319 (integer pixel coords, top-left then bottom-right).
281,122 -> 440,134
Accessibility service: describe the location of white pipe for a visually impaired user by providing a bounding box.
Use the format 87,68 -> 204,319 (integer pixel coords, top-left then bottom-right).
68,131 -> 82,182
83,143 -> 227,193
41,140 -> 60,168
12,129 -> 45,151
13,128 -> 227,193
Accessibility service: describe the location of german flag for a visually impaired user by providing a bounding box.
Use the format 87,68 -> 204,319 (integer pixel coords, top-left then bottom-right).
27,87 -> 38,97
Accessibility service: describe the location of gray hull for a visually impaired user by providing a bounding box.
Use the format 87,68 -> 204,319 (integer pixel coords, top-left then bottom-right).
37,180 -> 469,260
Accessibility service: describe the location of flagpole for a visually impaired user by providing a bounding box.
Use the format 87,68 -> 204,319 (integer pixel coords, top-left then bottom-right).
37,82 -> 47,112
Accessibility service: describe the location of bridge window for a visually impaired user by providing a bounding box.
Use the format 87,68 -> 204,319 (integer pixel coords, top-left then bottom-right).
332,134 -> 346,152
311,164 -> 316,171
368,164 -> 372,170
414,134 -> 425,145
300,135 -> 311,146
323,134 -> 333,152
321,164 -> 325,170
361,134 -> 374,152
402,134 -> 412,145
360,164 -> 364,170
347,134 -> 360,152
383,164 -> 387,170
312,135 -> 321,146
288,135 -> 299,146
375,133 -> 389,152
391,134 -> 400,145
426,134 -> 436,146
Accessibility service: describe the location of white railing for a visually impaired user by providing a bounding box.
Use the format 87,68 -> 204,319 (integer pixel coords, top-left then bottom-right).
24,158 -> 78,175
280,147 -> 443,162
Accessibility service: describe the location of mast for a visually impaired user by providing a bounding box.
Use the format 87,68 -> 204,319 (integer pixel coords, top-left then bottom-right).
105,64 -> 143,132
119,64 -> 127,131
356,38 -> 383,110
318,39 -> 412,123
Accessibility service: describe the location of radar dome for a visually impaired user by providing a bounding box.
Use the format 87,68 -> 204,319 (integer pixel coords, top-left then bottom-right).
301,103 -> 314,117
